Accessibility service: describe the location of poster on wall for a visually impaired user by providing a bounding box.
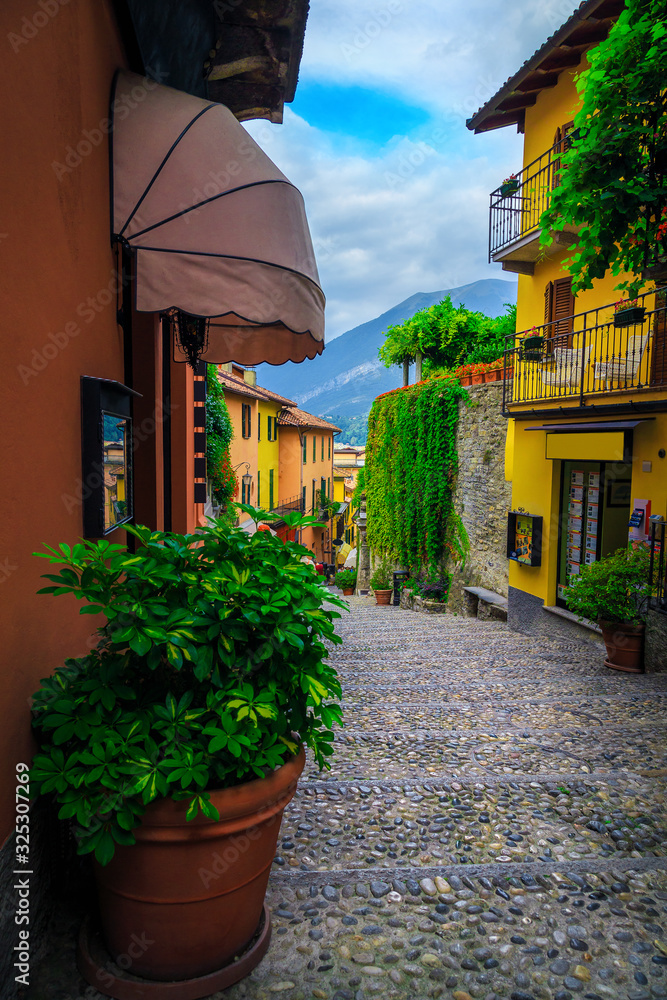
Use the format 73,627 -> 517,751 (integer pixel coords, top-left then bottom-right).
507,512 -> 543,567
571,470 -> 585,486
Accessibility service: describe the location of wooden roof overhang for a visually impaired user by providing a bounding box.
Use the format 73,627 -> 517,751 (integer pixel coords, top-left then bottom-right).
466,0 -> 625,134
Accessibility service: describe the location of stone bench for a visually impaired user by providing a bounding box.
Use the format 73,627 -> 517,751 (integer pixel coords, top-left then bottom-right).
462,586 -> 508,622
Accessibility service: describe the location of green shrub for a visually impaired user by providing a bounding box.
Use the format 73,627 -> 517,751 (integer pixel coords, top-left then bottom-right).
565,545 -> 651,625
30,509 -> 346,864
370,558 -> 394,590
335,569 -> 357,590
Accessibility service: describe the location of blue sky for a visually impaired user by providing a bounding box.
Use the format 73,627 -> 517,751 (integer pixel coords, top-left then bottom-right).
245,0 -> 580,339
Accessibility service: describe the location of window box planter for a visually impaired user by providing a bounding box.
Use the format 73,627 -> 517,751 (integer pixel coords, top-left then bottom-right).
521,336 -> 544,362
500,179 -> 519,197
471,373 -> 485,384
614,306 -> 646,328
484,369 -> 501,382
459,374 -> 473,386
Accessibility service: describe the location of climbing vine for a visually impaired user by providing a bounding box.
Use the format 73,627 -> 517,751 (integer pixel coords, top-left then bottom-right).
206,364 -> 237,513
365,375 -> 468,573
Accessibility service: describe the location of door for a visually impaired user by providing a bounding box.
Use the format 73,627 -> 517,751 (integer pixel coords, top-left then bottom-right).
557,460 -> 632,607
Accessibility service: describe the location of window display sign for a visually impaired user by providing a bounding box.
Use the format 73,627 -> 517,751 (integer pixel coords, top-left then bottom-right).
507,512 -> 543,567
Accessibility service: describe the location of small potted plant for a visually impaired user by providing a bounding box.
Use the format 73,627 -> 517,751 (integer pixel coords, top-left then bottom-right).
565,545 -> 650,673
614,298 -> 646,327
500,174 -> 519,198
483,359 -> 504,383
335,568 -> 357,596
370,557 -> 394,605
521,326 -> 545,361
29,508 -> 346,994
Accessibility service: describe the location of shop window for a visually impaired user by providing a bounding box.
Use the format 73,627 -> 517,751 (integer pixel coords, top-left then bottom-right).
81,377 -> 135,537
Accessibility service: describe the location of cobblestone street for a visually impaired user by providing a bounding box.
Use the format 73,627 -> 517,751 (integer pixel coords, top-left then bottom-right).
27,597 -> 667,1000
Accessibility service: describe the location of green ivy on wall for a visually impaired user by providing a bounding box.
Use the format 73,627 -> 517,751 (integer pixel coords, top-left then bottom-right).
206,364 -> 237,513
366,376 -> 468,572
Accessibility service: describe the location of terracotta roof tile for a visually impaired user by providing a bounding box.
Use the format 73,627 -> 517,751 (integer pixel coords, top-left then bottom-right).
216,369 -> 296,406
277,406 -> 341,432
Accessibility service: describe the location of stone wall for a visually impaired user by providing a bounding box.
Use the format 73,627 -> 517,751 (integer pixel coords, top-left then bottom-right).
448,382 -> 512,612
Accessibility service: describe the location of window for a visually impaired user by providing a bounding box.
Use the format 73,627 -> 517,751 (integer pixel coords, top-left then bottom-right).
258,411 -> 261,440
303,435 -> 307,463
267,413 -> 272,441
328,436 -> 331,459
242,403 -> 251,439
321,476 -> 326,503
311,479 -> 316,512
313,435 -> 316,462
544,277 -> 575,348
257,470 -> 260,507
269,468 -> 274,510
327,477 -> 331,499
302,485 -> 306,512
321,436 -> 324,460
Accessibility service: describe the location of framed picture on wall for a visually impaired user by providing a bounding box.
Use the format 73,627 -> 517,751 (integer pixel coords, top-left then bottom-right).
606,479 -> 631,508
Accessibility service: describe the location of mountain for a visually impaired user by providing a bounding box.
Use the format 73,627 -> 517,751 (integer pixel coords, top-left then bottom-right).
256,278 -> 517,421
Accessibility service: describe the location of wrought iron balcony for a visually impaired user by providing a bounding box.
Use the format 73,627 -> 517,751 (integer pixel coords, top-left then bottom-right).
502,287 -> 667,415
269,493 -> 304,521
489,137 -> 579,272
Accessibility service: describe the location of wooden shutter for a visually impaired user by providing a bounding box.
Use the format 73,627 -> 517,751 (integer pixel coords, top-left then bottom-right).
544,281 -> 554,325
652,289 -> 667,385
257,470 -> 261,507
241,404 -> 246,438
553,277 -> 575,347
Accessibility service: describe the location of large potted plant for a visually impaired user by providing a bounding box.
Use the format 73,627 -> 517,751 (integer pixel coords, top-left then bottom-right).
335,569 -> 357,596
30,508 -> 345,996
370,558 -> 394,605
565,545 -> 650,672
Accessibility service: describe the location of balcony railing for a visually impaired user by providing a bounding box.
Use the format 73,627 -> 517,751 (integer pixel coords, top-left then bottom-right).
489,136 -> 572,261
269,493 -> 304,520
502,287 -> 667,414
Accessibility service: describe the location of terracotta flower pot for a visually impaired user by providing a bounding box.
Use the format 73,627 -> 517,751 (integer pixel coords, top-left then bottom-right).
342,587 -> 354,596
459,375 -> 473,386
93,747 -> 306,983
374,589 -> 393,605
484,369 -> 501,382
471,374 -> 484,384
599,621 -> 645,673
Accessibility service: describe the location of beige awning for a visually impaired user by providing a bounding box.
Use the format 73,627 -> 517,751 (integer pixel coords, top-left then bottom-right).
111,71 -> 325,365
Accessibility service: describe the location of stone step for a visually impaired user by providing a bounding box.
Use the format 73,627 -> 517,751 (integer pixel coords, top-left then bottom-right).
273,774 -> 667,874
301,730 -> 667,781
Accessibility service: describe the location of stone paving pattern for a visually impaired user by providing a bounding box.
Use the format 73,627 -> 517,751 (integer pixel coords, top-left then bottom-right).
25,598 -> 667,1000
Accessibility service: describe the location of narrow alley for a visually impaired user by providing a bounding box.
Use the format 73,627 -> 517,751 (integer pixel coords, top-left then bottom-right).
26,598 -> 667,1000
230,598 -> 667,1000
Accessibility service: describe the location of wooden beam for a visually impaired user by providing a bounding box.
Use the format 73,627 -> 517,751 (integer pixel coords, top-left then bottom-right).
502,261 -> 535,276
515,72 -> 559,93
496,93 -> 538,113
538,47 -> 585,71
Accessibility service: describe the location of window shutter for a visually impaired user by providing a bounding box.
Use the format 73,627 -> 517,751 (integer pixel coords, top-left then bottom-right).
652,289 -> 667,386
544,281 -> 554,325
269,469 -> 274,510
241,405 -> 246,438
257,470 -> 260,507
553,276 -> 575,347
303,435 -> 307,463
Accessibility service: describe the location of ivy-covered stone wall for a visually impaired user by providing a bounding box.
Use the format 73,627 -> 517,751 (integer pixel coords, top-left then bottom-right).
447,382 -> 512,613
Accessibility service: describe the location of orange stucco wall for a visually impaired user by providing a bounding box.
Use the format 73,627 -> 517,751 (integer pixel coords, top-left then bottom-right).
0,0 -> 131,845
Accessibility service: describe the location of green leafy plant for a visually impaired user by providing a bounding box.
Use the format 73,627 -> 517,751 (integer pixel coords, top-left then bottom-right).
206,364 -> 236,512
30,508 -> 346,864
366,376 -> 469,574
540,0 -> 667,295
565,545 -> 651,625
370,557 -> 394,590
335,569 -> 357,590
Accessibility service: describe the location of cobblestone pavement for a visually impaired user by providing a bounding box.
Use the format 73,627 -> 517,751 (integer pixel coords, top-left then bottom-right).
25,597 -> 667,1000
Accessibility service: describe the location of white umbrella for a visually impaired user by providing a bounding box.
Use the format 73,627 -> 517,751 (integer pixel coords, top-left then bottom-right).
344,547 -> 357,568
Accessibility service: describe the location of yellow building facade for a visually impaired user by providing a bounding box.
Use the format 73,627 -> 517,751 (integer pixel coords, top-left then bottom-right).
468,0 -> 667,635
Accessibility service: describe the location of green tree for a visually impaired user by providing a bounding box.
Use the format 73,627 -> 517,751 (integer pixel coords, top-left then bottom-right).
540,0 -> 667,295
378,298 -> 516,373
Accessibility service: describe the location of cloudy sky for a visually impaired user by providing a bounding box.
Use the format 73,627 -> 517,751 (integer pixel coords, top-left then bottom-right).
245,0 -> 577,340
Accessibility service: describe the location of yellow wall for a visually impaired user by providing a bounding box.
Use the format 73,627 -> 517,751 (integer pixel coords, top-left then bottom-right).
257,400 -> 281,509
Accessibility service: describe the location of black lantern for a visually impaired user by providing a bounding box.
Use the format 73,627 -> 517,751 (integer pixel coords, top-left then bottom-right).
171,310 -> 210,370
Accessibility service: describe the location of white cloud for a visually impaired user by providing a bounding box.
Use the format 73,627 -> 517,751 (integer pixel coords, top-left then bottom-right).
245,0 -> 577,338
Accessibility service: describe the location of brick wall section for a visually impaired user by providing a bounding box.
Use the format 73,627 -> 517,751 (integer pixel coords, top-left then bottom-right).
448,382 -> 512,612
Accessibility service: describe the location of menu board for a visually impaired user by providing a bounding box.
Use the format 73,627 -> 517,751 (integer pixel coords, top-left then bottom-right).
566,469 -> 600,582
514,515 -> 535,565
